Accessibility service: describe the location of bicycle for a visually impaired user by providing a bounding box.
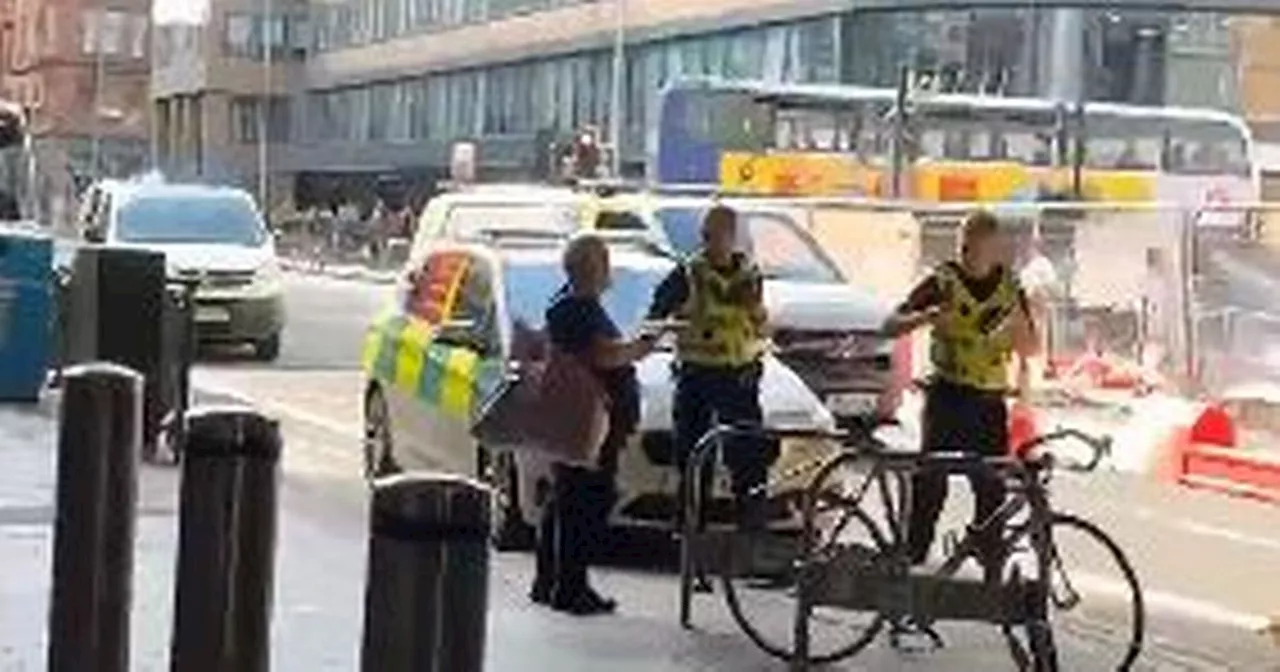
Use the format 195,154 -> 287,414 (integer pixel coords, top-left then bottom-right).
781,428 -> 1144,671
679,419 -> 1141,671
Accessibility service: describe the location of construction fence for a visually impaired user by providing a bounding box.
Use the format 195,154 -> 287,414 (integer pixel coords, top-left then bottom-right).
758,198 -> 1280,404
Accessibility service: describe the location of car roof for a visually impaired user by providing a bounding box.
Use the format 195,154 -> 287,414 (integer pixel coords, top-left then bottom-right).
431,240 -> 675,275
432,185 -> 587,206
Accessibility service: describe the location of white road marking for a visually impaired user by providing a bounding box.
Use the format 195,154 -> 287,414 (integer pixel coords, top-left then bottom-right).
1072,571 -> 1270,633
190,372 -> 362,439
1131,507 -> 1280,555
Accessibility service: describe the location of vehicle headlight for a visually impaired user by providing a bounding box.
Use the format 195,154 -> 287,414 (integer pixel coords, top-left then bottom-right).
254,259 -> 283,290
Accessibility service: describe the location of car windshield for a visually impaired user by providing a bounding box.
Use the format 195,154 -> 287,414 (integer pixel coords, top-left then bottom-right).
115,193 -> 267,246
504,259 -> 669,338
655,207 -> 842,284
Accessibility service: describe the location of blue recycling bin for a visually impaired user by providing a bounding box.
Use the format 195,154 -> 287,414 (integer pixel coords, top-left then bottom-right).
0,227 -> 52,401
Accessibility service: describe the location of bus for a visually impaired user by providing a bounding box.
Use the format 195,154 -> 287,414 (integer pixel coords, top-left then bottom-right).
651,78 -> 1259,217
0,99 -> 31,221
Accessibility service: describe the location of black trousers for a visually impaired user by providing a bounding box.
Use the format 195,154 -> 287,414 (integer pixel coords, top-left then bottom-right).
673,362 -> 778,529
533,420 -> 625,597
906,380 -> 1009,565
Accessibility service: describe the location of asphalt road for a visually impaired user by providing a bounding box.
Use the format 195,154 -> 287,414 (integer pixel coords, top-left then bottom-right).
199,273 -> 391,371
186,272 -> 1280,670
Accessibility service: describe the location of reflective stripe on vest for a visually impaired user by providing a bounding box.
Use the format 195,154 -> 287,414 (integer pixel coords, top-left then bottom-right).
928,264 -> 1018,391
676,254 -> 764,368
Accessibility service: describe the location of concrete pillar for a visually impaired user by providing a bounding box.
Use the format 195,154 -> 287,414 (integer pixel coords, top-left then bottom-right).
1047,9 -> 1086,102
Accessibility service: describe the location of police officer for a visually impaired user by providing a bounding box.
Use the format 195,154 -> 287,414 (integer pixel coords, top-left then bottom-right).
647,204 -> 774,531
882,210 -> 1039,577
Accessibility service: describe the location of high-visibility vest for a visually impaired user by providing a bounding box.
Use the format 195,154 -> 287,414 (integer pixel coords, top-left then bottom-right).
676,252 -> 765,368
929,262 -> 1020,392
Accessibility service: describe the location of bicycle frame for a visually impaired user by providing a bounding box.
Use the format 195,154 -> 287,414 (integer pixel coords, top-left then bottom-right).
792,448 -> 1060,671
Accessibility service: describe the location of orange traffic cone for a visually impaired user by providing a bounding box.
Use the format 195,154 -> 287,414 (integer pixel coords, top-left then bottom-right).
1191,403 -> 1236,449
1009,401 -> 1039,459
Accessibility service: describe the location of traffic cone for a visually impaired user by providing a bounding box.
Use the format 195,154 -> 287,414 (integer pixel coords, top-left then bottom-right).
1190,402 -> 1236,449
1009,401 -> 1039,459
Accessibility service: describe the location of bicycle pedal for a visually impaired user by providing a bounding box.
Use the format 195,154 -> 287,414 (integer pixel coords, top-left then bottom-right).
693,574 -> 714,594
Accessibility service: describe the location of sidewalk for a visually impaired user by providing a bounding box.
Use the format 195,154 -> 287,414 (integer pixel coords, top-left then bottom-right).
0,400 -> 1221,671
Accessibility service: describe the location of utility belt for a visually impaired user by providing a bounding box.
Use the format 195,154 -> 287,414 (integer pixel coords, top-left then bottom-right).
674,359 -> 764,385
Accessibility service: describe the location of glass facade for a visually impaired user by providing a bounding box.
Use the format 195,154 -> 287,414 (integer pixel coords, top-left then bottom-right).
313,0 -> 597,52
301,6 -> 1244,168
306,17 -> 841,152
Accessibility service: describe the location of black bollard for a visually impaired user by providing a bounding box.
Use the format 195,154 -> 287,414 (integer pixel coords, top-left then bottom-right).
169,406 -> 282,672
47,362 -> 143,672
361,474 -> 492,672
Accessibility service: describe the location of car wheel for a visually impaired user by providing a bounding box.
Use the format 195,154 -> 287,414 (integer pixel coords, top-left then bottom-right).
363,386 -> 400,482
477,444 -> 535,552
253,333 -> 282,362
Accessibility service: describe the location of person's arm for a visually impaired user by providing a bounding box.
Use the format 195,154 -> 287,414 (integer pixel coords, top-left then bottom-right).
1010,288 -> 1040,358
589,333 -> 656,369
646,265 -> 689,320
881,275 -> 943,338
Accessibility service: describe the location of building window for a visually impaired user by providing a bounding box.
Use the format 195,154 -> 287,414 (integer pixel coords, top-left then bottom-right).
230,96 -> 292,143
224,12 -> 308,60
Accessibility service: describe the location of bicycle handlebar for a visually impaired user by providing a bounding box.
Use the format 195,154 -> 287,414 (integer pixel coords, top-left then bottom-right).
1015,427 -> 1112,473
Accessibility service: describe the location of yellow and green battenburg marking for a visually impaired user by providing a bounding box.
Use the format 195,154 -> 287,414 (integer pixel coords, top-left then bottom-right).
362,311 -> 502,421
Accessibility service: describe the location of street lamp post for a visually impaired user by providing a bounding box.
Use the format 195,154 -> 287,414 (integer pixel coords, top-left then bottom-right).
607,0 -> 625,178
257,0 -> 273,215
90,7 -> 105,182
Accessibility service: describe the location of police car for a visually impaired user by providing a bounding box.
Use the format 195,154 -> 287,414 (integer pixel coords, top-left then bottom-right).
361,228 -> 839,548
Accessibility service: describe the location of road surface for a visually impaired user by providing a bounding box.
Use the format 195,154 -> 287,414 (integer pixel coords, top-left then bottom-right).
182,272 -> 1280,670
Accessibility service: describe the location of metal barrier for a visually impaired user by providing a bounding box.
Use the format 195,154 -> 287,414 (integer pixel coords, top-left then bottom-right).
788,448 -> 1061,672
47,363 -> 143,672
169,407 -> 282,672
361,474 -> 491,672
677,423 -> 838,630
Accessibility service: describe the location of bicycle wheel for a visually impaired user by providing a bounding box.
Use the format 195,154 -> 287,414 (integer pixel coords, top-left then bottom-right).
721,495 -> 888,665
1003,513 -> 1145,671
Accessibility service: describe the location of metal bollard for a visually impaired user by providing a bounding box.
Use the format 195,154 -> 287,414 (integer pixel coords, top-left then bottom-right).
47,363 -> 143,672
361,474 -> 492,672
169,407 -> 282,672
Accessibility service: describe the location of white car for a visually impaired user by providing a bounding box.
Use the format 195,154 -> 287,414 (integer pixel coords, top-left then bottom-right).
77,181 -> 286,360
360,233 -> 841,549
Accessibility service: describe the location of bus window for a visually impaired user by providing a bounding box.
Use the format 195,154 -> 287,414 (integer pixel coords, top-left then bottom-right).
682,90 -> 772,151
1083,116 -> 1162,171
1167,120 -> 1251,177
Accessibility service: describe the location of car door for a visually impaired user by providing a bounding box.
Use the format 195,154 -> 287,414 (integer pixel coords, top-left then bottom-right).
378,249 -> 501,476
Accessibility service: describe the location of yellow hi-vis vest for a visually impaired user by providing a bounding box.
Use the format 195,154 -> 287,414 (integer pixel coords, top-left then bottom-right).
929,263 -> 1020,392
676,253 -> 765,368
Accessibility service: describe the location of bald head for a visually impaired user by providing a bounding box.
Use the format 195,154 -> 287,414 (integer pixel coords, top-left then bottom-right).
702,204 -> 738,259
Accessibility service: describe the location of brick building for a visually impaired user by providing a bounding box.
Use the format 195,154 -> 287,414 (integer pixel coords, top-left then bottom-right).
0,0 -> 150,229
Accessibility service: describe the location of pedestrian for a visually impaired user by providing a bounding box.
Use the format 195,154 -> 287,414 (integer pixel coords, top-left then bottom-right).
1017,234 -> 1059,391
880,210 -> 1039,579
647,203 -> 775,533
531,232 -> 657,616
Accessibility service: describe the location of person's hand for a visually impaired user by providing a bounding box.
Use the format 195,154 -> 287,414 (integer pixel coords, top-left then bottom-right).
920,304 -> 946,329
635,332 -> 660,356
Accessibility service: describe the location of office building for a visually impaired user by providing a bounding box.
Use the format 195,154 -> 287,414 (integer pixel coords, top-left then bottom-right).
151,1 -> 1276,209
